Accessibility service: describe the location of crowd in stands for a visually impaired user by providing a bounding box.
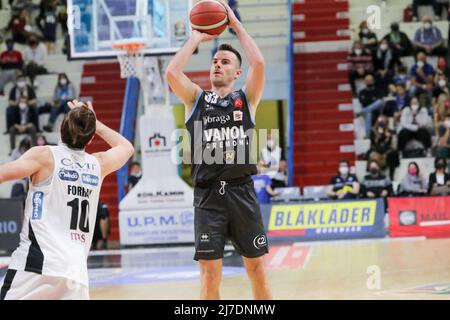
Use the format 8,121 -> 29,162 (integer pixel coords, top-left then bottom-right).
0,0 -> 74,154
347,3 -> 450,200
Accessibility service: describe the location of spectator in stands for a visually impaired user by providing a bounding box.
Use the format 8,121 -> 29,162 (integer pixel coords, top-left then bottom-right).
374,39 -> 394,72
36,133 -> 50,146
413,16 -> 446,56
397,97 -> 433,155
374,67 -> 395,97
127,161 -> 142,192
348,41 -> 373,95
393,65 -> 412,87
0,39 -> 23,96
398,161 -> 428,195
24,34 -> 48,86
258,131 -> 283,178
436,57 -> 450,78
8,97 -> 37,154
7,73 -> 38,130
326,159 -> 360,200
384,83 -> 411,120
435,112 -> 450,157
4,8 -> 31,44
411,52 -> 435,86
382,22 -> 413,66
412,0 -> 438,21
271,159 -> 288,189
10,136 -> 31,161
433,73 -> 450,100
360,160 -> 394,200
36,0 -> 58,53
368,115 -> 399,180
91,202 -> 111,250
358,21 -> 378,54
43,73 -> 76,132
357,74 -> 388,136
11,0 -> 34,17
428,157 -> 450,195
434,0 -> 450,20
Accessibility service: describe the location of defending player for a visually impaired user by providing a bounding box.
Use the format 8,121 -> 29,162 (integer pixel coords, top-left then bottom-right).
0,100 -> 134,299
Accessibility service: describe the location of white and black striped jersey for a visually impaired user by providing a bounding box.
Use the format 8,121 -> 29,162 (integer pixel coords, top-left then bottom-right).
8,144 -> 102,287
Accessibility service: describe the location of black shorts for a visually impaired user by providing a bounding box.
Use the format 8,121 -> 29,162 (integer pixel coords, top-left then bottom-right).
193,178 -> 269,261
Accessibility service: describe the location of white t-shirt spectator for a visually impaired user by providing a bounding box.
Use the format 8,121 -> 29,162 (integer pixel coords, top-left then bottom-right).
24,43 -> 48,67
260,144 -> 282,179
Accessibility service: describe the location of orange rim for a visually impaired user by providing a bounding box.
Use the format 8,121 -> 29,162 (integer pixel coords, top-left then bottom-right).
112,42 -> 146,54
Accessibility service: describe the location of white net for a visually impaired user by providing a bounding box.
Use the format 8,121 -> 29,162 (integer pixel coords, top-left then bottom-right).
113,43 -> 145,79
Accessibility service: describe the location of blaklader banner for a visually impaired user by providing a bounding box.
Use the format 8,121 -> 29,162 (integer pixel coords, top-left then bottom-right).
261,199 -> 385,242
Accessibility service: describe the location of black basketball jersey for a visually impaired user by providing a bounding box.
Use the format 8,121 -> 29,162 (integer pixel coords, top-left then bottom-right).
186,89 -> 257,187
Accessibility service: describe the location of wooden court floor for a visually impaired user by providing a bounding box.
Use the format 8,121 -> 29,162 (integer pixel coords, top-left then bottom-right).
90,237 -> 450,300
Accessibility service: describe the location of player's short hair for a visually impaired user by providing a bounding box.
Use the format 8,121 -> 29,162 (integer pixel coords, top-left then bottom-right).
61,104 -> 96,150
218,43 -> 242,67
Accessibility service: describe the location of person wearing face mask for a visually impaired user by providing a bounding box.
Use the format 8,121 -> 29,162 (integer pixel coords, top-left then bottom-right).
428,157 -> 450,195
358,21 -> 378,53
374,39 -> 395,72
24,35 -> 48,86
398,162 -> 428,196
368,115 -> 399,180
413,16 -> 446,56
43,73 -> 76,132
0,39 -> 24,95
435,112 -> 450,158
382,22 -> 413,65
327,159 -> 360,200
127,161 -> 142,193
259,132 -> 283,179
432,74 -> 450,101
398,97 -> 433,155
348,41 -> 373,95
411,52 -> 435,86
357,74 -> 392,136
6,74 -> 38,132
8,97 -> 38,154
360,160 -> 393,202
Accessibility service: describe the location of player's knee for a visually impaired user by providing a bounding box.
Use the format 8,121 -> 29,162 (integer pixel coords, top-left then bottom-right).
245,258 -> 266,276
200,263 -> 221,285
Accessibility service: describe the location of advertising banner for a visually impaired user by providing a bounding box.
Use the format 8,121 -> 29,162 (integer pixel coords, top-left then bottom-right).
389,196 -> 450,238
0,199 -> 23,251
119,207 -> 195,245
262,199 -> 385,242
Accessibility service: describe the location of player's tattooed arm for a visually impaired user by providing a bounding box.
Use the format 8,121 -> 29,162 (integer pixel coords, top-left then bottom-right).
219,0 -> 265,117
165,30 -> 215,119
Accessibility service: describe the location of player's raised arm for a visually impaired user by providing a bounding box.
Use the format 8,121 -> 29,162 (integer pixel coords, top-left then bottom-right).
68,100 -> 134,179
220,1 -> 265,116
0,146 -> 50,183
165,30 -> 216,118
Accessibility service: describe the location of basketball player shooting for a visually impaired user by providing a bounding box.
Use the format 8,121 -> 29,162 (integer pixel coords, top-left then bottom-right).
166,1 -> 272,300
0,100 -> 134,300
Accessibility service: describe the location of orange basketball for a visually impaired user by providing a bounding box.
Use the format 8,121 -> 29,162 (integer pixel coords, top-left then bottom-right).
190,0 -> 228,36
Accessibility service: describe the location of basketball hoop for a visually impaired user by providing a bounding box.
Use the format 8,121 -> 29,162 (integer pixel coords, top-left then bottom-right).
112,42 -> 146,79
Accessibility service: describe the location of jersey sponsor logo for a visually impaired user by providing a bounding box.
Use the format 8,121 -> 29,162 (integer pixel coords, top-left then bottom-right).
61,158 -> 96,171
204,92 -> 219,104
58,169 -> 79,182
81,173 -> 99,186
204,126 -> 247,142
31,192 -> 44,220
200,233 -> 210,243
233,110 -> 243,121
219,100 -> 229,107
230,91 -> 240,100
234,97 -> 243,108
202,114 -> 231,125
253,234 -> 267,249
224,151 -> 235,163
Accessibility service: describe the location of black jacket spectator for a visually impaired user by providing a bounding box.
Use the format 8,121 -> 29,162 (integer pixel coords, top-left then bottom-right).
382,22 -> 413,61
361,161 -> 393,198
428,157 -> 450,195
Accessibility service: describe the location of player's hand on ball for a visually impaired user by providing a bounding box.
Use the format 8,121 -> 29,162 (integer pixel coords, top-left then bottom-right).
218,0 -> 240,29
191,29 -> 218,43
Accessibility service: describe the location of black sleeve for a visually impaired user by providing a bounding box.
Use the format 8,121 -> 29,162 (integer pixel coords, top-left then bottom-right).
9,87 -> 15,101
